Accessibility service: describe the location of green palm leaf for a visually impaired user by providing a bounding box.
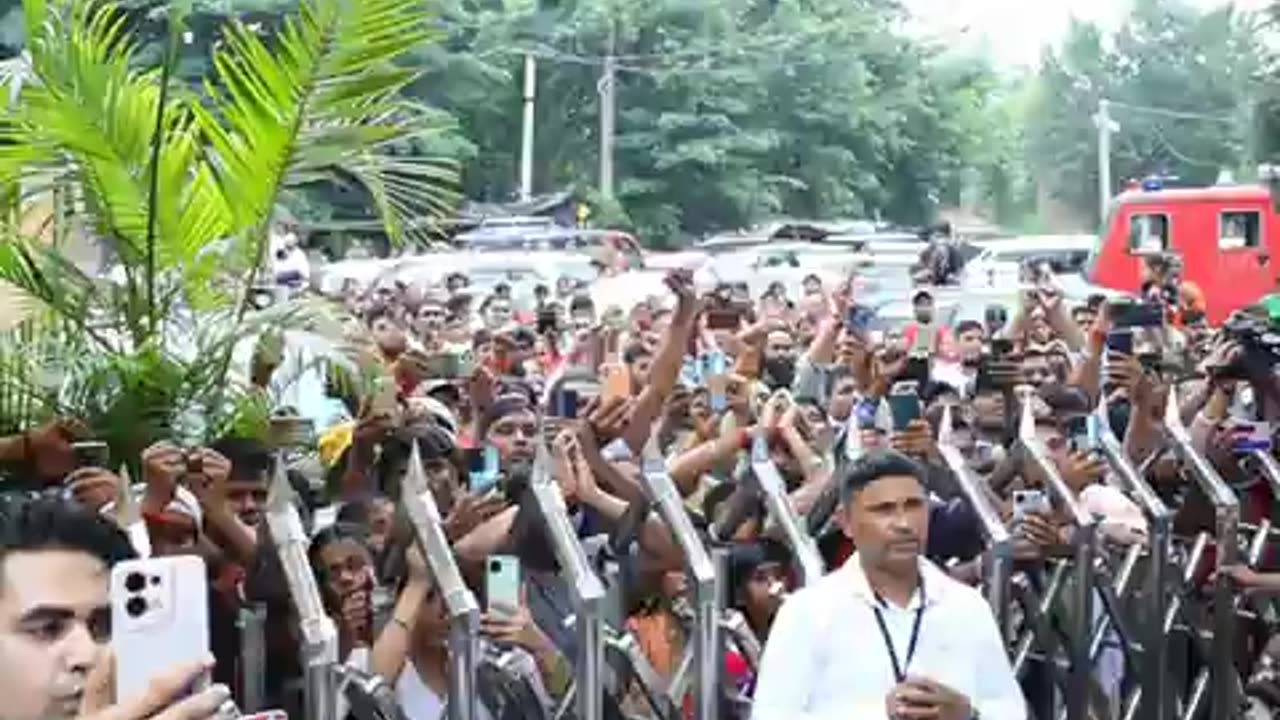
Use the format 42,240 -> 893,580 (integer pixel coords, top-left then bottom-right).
192,0 -> 459,253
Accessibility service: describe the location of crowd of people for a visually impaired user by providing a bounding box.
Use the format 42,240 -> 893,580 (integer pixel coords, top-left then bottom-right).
0,248 -> 1278,720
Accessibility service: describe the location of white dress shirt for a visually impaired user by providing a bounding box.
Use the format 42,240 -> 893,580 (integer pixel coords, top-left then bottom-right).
752,553 -> 1026,720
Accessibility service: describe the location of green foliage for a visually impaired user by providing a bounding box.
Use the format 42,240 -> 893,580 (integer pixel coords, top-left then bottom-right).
0,0 -> 457,452
1025,1 -> 1262,226
403,0 -> 1023,242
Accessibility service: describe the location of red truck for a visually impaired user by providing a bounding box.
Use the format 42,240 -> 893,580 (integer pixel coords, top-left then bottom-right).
1088,183 -> 1279,324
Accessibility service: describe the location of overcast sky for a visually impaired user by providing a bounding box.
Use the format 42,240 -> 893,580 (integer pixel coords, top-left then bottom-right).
904,0 -> 1273,67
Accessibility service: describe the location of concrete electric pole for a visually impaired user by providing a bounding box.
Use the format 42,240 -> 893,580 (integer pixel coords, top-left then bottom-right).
1093,98 -> 1119,223
519,53 -> 537,202
598,21 -> 617,200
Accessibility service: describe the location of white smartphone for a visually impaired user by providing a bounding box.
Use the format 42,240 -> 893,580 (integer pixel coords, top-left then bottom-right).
1012,489 -> 1051,521
485,555 -> 521,619
111,556 -> 211,700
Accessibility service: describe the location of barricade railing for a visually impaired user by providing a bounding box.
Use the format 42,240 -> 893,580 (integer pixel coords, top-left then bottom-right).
748,431 -> 825,586
640,440 -> 721,720
1013,395 -> 1099,720
1161,389 -> 1242,720
238,602 -> 268,712
530,440 -> 607,720
401,444 -> 481,720
602,626 -> 682,720
936,404 -> 1016,641
265,460 -> 340,720
1093,397 -> 1173,720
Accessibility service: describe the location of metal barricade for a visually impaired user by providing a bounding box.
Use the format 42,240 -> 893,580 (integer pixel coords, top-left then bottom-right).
113,466 -> 151,557
1011,395 -> 1099,720
264,461 -> 339,720
238,602 -> 268,712
936,404 -> 1016,641
748,431 -> 825,586
602,626 -> 682,720
1093,397 -> 1173,720
529,441 -> 607,720
400,444 -> 480,720
639,441 -> 720,720
1162,390 -> 1242,720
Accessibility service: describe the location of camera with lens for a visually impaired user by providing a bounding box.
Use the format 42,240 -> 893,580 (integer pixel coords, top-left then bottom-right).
1216,313 -> 1280,381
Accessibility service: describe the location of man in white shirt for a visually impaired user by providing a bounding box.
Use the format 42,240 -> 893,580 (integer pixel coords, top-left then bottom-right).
753,449 -> 1026,720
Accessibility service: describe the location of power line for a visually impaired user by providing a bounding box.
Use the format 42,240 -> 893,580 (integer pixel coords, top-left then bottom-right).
1107,100 -> 1238,125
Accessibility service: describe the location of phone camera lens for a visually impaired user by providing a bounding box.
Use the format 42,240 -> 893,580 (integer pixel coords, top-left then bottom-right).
124,572 -> 146,593
489,560 -> 502,574
125,596 -> 148,618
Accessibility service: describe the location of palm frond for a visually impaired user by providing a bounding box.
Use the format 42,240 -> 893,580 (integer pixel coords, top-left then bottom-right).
0,0 -> 234,326
192,0 -> 458,255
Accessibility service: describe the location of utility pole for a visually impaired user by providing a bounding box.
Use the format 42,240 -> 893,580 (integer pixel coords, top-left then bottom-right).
1093,98 -> 1119,223
598,21 -> 617,200
519,53 -> 537,202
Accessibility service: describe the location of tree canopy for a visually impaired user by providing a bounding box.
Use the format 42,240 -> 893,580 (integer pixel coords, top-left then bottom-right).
1,0 -> 1275,243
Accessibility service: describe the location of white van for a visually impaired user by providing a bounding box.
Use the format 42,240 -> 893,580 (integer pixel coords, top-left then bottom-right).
960,235 -> 1098,290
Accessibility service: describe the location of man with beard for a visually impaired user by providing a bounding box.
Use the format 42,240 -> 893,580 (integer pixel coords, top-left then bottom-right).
762,330 -> 799,390
902,291 -> 953,360
0,496 -> 231,720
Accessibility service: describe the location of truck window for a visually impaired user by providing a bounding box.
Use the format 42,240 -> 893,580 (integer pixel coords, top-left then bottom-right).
1128,214 -> 1169,254
1218,210 -> 1261,250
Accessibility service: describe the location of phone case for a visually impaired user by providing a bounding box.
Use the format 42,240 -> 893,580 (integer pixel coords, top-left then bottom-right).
602,363 -> 631,401
888,392 -> 921,431
111,556 -> 210,701
1013,491 -> 1050,519
485,555 -> 521,617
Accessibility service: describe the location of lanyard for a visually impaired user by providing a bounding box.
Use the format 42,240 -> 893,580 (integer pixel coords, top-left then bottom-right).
871,576 -> 927,684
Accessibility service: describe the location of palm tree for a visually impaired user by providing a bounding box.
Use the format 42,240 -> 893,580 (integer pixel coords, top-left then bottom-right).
0,0 -> 457,463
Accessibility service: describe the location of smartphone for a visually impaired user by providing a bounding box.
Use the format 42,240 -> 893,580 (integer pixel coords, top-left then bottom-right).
550,388 -> 580,419
112,556 -> 211,701
72,441 -> 109,468
1231,421 -> 1274,453
900,355 -> 931,387
990,338 -> 1014,359
243,713 -> 289,720
601,363 -> 631,402
1111,301 -> 1164,328
269,416 -> 315,448
536,309 -> 559,335
1064,416 -> 1091,454
706,309 -> 741,331
1086,415 -> 1101,449
485,555 -> 521,619
887,382 -> 922,431
1105,331 -> 1134,356
844,305 -> 876,335
704,350 -> 728,413
679,357 -> 702,388
1012,489 -> 1051,521
467,446 -> 500,494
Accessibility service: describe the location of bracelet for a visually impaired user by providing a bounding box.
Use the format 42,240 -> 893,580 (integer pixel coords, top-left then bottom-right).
391,616 -> 413,632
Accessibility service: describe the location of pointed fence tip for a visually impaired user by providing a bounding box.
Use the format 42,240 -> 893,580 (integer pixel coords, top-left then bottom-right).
266,454 -> 294,512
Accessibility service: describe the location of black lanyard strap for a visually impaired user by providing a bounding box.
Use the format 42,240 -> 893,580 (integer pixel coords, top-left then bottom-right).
871,575 -> 927,684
